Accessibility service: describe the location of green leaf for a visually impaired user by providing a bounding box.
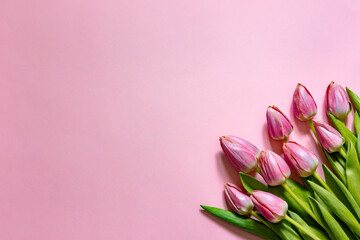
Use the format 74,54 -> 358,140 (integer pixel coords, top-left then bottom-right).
346,141 -> 360,207
288,210 -> 330,240
309,226 -> 333,240
328,112 -> 357,147
357,135 -> 360,162
313,192 -> 328,210
306,174 -> 321,186
333,215 -> 359,240
333,152 -> 346,167
355,111 -> 360,137
310,198 -> 350,240
270,220 -> 302,240
308,181 -> 360,236
200,205 -> 280,240
232,205 -> 302,240
323,151 -> 346,184
283,179 -> 312,203
347,87 -> 360,113
323,164 -> 360,221
309,198 -> 336,240
240,172 -> 268,193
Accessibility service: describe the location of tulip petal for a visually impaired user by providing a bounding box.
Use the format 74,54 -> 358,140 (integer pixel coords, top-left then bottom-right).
293,84 -> 317,121
225,183 -> 254,215
251,190 -> 288,223
326,82 -> 351,120
283,141 -> 318,177
259,151 -> 290,186
328,112 -> 357,148
266,106 -> 293,140
313,120 -> 345,153
220,136 -> 259,173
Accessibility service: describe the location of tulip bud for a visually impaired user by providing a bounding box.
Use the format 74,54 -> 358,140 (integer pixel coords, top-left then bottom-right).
292,83 -> 317,121
282,141 -> 319,177
313,120 -> 345,153
219,136 -> 260,173
250,190 -> 288,223
266,106 -> 293,140
258,150 -> 291,186
224,183 -> 254,215
326,82 -> 351,120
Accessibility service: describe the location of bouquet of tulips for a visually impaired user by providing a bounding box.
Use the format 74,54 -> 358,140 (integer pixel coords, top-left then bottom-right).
201,82 -> 360,240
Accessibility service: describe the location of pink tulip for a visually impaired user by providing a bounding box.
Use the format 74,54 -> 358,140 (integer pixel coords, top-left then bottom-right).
326,82 -> 351,120
283,141 -> 319,177
292,83 -> 317,121
266,106 -> 293,140
224,183 -> 254,215
219,136 -> 260,173
250,190 -> 288,223
258,150 -> 290,186
313,120 -> 345,153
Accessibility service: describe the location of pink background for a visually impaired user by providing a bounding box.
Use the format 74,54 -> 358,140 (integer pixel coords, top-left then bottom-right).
2,0 -> 360,239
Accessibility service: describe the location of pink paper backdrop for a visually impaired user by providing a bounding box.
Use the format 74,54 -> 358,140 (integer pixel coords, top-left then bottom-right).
1,0 -> 360,239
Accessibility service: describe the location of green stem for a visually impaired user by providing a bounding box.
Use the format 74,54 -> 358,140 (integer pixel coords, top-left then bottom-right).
308,119 -> 320,142
255,167 -> 261,174
284,215 -> 321,240
339,147 -> 347,159
281,182 -> 320,226
313,172 -> 335,195
251,210 -> 270,228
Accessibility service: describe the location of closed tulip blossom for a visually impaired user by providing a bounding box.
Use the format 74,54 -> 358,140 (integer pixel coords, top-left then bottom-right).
250,190 -> 320,240
258,150 -> 290,186
224,183 -> 254,215
266,106 -> 293,140
259,150 -> 323,226
292,83 -> 317,121
326,82 -> 351,120
313,120 -> 345,153
250,190 -> 321,240
282,141 -> 318,177
250,190 -> 288,223
219,136 -> 260,173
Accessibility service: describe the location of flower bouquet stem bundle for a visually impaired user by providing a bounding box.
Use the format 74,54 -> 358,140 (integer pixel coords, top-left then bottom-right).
201,82 -> 360,240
